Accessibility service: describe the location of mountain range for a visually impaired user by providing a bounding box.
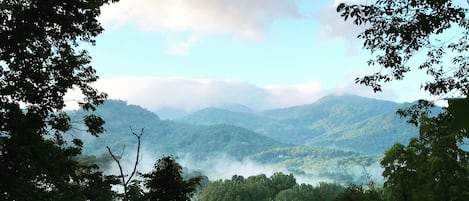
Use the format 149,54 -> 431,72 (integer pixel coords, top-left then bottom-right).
177,94 -> 419,154
67,94 -> 432,183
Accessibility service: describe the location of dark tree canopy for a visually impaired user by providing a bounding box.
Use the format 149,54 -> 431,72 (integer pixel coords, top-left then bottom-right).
381,114 -> 469,201
337,0 -> 469,97
0,0 -> 118,135
199,174 -> 344,201
0,0 -> 119,200
142,156 -> 202,201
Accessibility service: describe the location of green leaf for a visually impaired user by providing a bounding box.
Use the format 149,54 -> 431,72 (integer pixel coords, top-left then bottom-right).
84,114 -> 106,137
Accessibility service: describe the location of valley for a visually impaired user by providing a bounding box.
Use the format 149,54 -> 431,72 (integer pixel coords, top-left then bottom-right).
68,94 -> 424,184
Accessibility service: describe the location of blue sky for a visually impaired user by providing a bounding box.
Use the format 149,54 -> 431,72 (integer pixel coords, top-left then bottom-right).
72,0 -> 437,113
92,0 -> 359,86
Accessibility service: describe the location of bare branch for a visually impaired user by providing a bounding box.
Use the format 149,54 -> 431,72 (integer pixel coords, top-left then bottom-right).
125,127 -> 143,187
106,127 -> 144,201
106,145 -> 127,196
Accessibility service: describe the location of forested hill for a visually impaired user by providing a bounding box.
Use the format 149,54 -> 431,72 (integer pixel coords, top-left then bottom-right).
68,95 -> 428,158
68,100 -> 285,160
178,94 -> 423,154
66,95 -> 426,183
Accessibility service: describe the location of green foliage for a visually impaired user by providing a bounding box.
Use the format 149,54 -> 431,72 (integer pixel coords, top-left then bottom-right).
380,143 -> 416,201
0,126 -> 117,200
338,1 -> 469,200
179,107 -> 271,130
142,156 -> 202,201
75,153 -> 114,171
275,182 -> 345,201
0,0 -> 118,200
72,97 -> 426,185
334,184 -> 387,201
251,146 -> 380,184
199,173 -> 296,201
309,112 -> 418,154
275,184 -> 316,201
70,99 -> 400,184
71,100 -> 285,159
125,180 -> 146,201
179,95 -> 423,154
0,0 -> 111,133
381,114 -> 469,201
200,173 -> 345,201
270,172 -> 298,194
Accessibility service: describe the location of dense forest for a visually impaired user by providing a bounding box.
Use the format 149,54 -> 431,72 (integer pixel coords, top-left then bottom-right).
1,0 -> 469,201
69,98 -> 388,184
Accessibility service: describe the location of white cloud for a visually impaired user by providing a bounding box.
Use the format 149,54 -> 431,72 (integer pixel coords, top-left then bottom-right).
316,0 -> 364,39
92,77 -> 325,111
315,0 -> 370,55
317,0 -> 469,42
85,76 -> 403,111
332,82 -> 400,101
166,34 -> 200,55
94,77 -> 271,111
99,0 -> 302,53
178,153 -> 285,180
105,151 -> 333,186
263,81 -> 324,107
64,77 -> 404,112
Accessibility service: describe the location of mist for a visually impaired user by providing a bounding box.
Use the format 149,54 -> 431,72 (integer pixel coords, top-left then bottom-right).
102,148 -> 383,186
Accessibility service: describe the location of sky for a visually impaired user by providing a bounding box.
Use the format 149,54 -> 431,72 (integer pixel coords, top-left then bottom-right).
69,0 -> 444,113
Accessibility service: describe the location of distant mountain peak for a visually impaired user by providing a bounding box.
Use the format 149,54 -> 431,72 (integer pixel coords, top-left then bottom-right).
96,99 -> 160,120
318,94 -> 375,102
215,104 -> 255,113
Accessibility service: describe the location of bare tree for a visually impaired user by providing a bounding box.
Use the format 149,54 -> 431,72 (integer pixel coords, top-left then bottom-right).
107,127 -> 143,201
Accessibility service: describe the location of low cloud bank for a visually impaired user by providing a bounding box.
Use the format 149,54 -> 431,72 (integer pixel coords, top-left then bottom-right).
178,153 -> 286,180
104,150 -> 291,181
63,77 -> 399,114
102,149 -> 382,186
